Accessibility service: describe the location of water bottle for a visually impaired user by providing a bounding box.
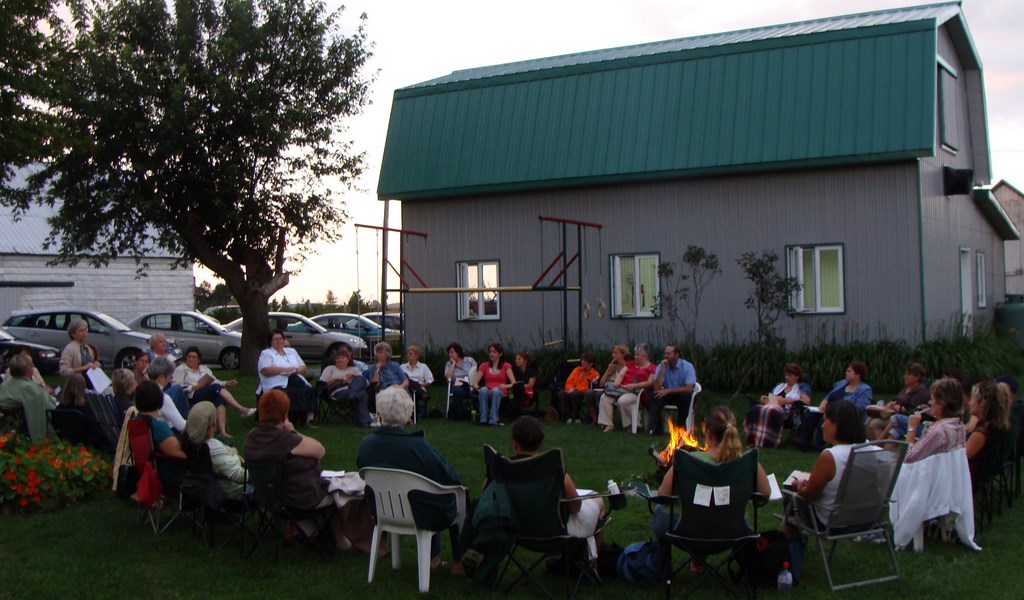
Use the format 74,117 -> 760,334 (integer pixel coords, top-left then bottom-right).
607,479 -> 620,495
777,561 -> 793,593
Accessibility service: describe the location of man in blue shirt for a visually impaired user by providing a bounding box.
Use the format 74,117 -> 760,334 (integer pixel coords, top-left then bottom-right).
648,344 -> 696,436
363,342 -> 409,413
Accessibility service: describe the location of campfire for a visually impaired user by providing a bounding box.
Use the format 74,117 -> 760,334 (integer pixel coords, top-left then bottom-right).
649,417 -> 707,467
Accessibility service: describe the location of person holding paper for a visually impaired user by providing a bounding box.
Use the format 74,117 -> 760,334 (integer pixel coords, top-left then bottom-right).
744,363 -> 812,448
786,400 -> 865,526
653,406 -> 770,538
173,346 -> 255,438
58,319 -> 100,380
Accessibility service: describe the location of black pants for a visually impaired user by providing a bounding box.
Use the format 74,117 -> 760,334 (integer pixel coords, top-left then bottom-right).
647,391 -> 692,435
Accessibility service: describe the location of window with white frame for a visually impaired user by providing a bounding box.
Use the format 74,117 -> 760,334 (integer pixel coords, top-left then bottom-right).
457,261 -> 500,321
787,245 -> 845,313
977,252 -> 987,308
610,254 -> 659,318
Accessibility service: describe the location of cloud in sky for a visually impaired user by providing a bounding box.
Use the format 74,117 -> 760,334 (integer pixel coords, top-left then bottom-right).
229,0 -> 1023,304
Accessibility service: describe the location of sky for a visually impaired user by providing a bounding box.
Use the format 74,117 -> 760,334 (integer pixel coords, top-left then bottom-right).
203,0 -> 1024,305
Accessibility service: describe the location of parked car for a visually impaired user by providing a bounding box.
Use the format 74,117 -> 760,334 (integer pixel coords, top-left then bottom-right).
0,327 -> 61,375
224,312 -> 367,361
311,313 -> 400,346
127,311 -> 242,370
2,308 -> 168,369
360,312 -> 403,332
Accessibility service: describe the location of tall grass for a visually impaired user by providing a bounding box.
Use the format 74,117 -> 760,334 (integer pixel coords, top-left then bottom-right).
419,327 -> 1022,395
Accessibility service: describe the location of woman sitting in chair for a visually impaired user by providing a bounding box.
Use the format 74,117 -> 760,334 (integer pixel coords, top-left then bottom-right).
904,378 -> 965,463
320,347 -> 371,427
654,406 -> 771,538
244,389 -> 374,553
173,346 -> 255,438
787,399 -> 865,528
182,401 -> 249,499
509,416 -> 605,541
132,380 -> 188,488
443,342 -> 476,420
357,386 -> 463,569
472,343 -> 516,426
965,380 -> 1012,486
744,363 -> 812,448
258,329 -> 316,428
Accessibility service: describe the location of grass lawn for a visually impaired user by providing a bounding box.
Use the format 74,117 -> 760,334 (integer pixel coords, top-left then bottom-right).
1,374 -> 1019,598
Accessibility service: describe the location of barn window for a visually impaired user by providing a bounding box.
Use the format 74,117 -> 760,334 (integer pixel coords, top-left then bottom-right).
457,261 -> 500,321
610,253 -> 659,318
786,244 -> 845,314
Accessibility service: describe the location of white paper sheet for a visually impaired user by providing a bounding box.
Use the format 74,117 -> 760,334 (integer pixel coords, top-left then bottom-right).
86,368 -> 112,394
693,484 -> 712,506
713,486 -> 731,505
767,473 -> 783,501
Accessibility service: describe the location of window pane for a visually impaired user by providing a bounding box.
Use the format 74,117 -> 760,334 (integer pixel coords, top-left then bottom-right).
482,264 -> 499,316
619,258 -> 635,315
801,250 -> 815,309
638,256 -> 658,315
818,249 -> 841,309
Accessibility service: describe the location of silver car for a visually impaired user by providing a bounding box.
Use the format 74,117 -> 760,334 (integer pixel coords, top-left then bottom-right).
225,312 -> 368,361
311,312 -> 400,346
3,308 -> 162,369
127,311 -> 242,369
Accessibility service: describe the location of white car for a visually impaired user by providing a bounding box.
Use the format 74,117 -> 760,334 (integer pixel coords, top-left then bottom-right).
127,311 -> 243,369
225,312 -> 368,361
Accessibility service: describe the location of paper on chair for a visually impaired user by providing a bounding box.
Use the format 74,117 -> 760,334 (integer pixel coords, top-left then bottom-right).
86,368 -> 112,394
767,473 -> 783,501
713,486 -> 730,505
693,484 -> 712,506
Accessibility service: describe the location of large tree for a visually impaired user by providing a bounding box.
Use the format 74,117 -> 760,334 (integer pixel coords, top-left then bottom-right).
1,0 -> 372,373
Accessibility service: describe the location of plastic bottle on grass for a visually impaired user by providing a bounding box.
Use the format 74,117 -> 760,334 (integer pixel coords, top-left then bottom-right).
777,561 -> 793,593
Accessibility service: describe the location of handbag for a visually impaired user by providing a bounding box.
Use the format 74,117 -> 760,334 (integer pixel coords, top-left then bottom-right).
604,381 -> 628,399
116,464 -> 140,499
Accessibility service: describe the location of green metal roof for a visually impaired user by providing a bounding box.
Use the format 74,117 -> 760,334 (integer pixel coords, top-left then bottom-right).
378,2 -> 972,200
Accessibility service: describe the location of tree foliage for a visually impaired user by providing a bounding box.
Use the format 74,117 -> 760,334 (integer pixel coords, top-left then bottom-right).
653,245 -> 721,356
0,0 -> 373,373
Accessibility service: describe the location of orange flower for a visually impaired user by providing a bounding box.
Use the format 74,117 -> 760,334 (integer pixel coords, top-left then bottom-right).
3,471 -> 15,481
19,497 -> 28,507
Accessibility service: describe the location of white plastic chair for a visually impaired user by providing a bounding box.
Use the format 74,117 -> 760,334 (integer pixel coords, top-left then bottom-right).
643,381 -> 702,433
360,467 -> 467,593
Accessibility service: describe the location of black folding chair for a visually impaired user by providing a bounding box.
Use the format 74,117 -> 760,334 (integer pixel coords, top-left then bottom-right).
654,449 -> 761,599
47,408 -> 94,447
485,444 -> 605,600
245,460 -> 337,563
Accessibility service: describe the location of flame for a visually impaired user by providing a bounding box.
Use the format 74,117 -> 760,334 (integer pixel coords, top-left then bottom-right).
657,417 -> 706,464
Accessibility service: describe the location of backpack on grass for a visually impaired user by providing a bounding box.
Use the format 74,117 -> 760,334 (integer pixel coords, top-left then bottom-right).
616,538 -> 663,585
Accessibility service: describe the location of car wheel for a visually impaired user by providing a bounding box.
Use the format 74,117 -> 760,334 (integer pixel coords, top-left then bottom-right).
219,347 -> 241,370
116,349 -> 137,370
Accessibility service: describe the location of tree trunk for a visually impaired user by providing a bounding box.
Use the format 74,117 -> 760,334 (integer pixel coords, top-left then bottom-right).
236,292 -> 271,377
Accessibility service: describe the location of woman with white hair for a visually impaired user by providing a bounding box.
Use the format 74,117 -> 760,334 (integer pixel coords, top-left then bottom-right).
357,386 -> 463,569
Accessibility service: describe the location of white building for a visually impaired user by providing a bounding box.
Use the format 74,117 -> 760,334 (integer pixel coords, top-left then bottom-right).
0,203 -> 194,323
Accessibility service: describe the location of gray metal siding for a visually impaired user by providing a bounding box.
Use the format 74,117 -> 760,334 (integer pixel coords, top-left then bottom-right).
399,163 -> 924,352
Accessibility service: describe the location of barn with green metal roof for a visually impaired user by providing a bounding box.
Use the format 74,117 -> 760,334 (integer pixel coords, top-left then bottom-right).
377,1 -> 1016,353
